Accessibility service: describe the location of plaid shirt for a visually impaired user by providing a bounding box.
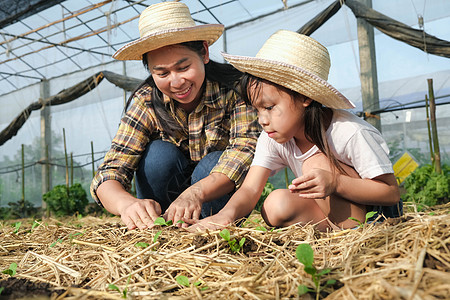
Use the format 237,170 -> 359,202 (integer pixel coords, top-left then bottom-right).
90,79 -> 260,202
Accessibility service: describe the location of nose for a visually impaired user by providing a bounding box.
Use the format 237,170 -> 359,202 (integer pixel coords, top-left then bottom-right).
170,72 -> 185,88
258,112 -> 269,127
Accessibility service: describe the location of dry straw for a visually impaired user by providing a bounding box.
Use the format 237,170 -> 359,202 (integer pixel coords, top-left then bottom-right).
1,203 -> 449,299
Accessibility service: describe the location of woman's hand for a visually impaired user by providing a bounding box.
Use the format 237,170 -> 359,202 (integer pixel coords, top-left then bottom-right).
288,168 -> 338,199
119,198 -> 162,230
163,186 -> 203,228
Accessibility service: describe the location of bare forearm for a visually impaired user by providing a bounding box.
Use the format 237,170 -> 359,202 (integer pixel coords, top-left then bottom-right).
335,173 -> 400,206
193,172 -> 236,204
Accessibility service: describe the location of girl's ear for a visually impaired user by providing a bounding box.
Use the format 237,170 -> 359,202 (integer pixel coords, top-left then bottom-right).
202,41 -> 210,64
303,96 -> 313,107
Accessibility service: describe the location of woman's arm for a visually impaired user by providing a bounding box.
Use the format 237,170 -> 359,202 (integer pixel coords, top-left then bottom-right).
188,166 -> 271,230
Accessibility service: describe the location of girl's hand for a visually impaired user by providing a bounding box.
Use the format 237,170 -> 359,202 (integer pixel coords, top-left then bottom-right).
288,168 -> 338,199
119,198 -> 162,230
164,187 -> 203,228
185,213 -> 234,232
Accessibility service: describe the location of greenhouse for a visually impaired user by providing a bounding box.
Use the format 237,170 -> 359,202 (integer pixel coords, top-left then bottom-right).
0,0 -> 449,299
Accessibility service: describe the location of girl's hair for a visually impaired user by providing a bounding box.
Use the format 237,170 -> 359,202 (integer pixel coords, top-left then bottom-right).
124,41 -> 242,136
240,73 -> 347,175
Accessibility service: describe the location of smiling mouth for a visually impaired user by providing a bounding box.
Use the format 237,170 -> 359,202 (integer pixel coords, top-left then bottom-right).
175,86 -> 191,97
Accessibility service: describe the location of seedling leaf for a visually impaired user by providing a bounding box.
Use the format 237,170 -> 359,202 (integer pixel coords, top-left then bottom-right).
176,275 -> 190,287
108,284 -> 120,292
153,217 -> 167,226
296,243 -> 314,267
298,285 -> 310,295
219,229 -> 231,242
255,226 -> 267,231
318,268 -> 331,276
365,211 -> 377,222
2,263 -> 17,276
135,242 -> 149,248
348,217 -> 362,226
326,279 -> 337,285
153,230 -> 162,243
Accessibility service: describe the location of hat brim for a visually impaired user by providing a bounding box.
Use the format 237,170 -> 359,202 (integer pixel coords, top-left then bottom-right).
222,52 -> 355,109
113,24 -> 224,61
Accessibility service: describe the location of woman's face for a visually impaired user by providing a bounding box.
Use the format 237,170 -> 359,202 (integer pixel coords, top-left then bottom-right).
146,42 -> 209,112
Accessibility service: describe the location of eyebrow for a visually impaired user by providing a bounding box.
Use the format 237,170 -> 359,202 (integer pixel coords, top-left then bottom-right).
152,58 -> 189,71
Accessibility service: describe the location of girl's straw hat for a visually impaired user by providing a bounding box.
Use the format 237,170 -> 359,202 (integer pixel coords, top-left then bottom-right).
222,30 -> 355,109
113,1 -> 224,60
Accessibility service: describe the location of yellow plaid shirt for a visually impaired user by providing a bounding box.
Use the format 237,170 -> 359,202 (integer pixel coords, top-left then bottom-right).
90,79 -> 260,202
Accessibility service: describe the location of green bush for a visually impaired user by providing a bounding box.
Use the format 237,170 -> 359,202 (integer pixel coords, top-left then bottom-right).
255,182 -> 274,212
402,164 -> 449,207
43,183 -> 88,216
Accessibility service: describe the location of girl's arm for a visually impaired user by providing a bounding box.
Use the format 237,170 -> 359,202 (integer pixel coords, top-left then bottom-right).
290,170 -> 400,206
188,166 -> 271,230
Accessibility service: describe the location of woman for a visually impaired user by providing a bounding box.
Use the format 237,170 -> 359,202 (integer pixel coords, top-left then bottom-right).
90,2 -> 260,230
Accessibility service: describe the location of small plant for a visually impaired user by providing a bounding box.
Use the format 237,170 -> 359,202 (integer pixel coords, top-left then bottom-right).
348,211 -> 377,228
135,242 -> 149,248
2,263 -> 17,276
296,244 -> 336,299
153,217 -> 173,226
43,183 -> 88,216
0,287 -> 4,294
175,275 -> 207,290
219,229 -> 245,253
255,182 -> 274,211
12,221 -> 21,234
108,275 -> 131,299
403,164 -> 449,207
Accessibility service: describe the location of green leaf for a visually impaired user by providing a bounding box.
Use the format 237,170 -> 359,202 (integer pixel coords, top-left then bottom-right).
296,244 -> 314,267
2,263 -> 17,276
326,279 -> 337,286
348,217 -> 362,226
318,268 -> 331,276
0,287 -> 4,294
165,220 -> 173,226
108,284 -> 120,292
135,242 -> 149,248
304,265 -> 317,276
13,222 -> 21,233
153,217 -> 167,226
239,237 -> 246,248
298,285 -> 310,295
31,221 -> 40,230
219,229 -> 231,241
255,226 -> 267,231
176,275 -> 190,287
365,211 -> 377,222
153,230 -> 162,243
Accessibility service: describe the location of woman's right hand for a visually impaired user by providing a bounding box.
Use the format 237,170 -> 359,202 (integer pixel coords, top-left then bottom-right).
118,198 -> 162,230
96,180 -> 162,230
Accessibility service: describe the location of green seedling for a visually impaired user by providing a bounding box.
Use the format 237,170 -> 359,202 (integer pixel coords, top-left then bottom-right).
153,217 -> 173,226
2,263 -> 17,276
153,230 -> 162,243
0,287 -> 4,294
108,275 -> 131,298
296,243 -> 336,300
13,222 -> 21,234
31,220 -> 40,231
219,229 -> 245,253
175,275 -> 207,290
50,238 -> 64,248
135,242 -> 149,248
348,211 -> 377,228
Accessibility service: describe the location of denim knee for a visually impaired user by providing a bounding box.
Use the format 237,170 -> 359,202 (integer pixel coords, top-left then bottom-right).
135,140 -> 189,209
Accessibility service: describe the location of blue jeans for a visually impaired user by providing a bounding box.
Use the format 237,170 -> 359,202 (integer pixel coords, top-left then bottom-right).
135,140 -> 231,218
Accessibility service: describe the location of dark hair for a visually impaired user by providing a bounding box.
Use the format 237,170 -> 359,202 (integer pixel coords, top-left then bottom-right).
124,41 -> 242,136
240,73 -> 347,175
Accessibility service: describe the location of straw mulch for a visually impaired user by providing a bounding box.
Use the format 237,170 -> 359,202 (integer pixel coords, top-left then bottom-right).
1,203 -> 449,300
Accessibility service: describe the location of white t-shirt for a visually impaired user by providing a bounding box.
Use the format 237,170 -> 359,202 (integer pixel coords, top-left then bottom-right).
251,109 -> 394,179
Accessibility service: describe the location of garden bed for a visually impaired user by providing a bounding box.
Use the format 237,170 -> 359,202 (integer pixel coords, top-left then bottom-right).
1,203 -> 449,299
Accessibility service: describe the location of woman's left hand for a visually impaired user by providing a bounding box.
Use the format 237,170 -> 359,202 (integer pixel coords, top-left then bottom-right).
288,168 -> 338,199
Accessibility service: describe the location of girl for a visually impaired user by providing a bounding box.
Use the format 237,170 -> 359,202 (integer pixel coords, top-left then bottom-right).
190,30 -> 400,231
90,2 -> 260,230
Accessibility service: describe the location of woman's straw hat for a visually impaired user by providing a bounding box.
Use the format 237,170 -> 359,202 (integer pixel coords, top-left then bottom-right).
222,30 -> 355,109
113,1 -> 224,60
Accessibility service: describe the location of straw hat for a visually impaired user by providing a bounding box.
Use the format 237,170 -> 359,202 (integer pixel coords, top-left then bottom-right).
113,1 -> 224,60
222,30 -> 355,109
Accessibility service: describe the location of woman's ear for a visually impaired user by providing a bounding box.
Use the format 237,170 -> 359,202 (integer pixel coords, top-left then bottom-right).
202,41 -> 210,64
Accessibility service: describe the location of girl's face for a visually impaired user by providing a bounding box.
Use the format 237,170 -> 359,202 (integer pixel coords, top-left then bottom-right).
250,82 -> 311,144
146,42 -> 209,112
